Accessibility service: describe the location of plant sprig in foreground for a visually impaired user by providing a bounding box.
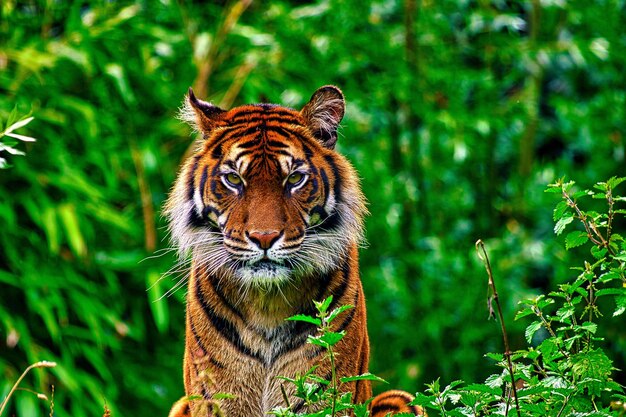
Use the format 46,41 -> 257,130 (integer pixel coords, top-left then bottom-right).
412,177 -> 626,416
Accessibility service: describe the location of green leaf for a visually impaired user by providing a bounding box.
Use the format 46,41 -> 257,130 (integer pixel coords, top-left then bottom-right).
408,393 -> 435,409
485,373 -> 504,388
525,321 -> 542,344
565,231 -> 589,249
326,304 -> 353,323
314,296 -> 333,314
569,348 -> 613,396
554,215 -> 574,235
340,373 -> 387,384
607,176 -> 626,190
147,269 -> 169,333
553,200 -> 569,221
579,322 -> 598,334
320,331 -> 345,346
285,314 -> 321,326
614,295 -> 626,317
514,307 -> 536,320
58,203 -> 86,258
212,392 -> 237,400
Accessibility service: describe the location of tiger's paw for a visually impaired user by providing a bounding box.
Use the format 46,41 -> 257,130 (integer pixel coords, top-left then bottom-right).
370,390 -> 426,416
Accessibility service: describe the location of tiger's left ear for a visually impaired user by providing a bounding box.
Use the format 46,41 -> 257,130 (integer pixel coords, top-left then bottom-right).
300,85 -> 345,149
179,88 -> 225,134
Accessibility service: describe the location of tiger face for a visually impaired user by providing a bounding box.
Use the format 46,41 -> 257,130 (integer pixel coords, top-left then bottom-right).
165,86 -> 366,289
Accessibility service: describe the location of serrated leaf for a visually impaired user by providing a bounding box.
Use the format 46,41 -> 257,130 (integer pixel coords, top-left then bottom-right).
525,321 -> 542,344
553,200 -> 569,221
579,322 -> 598,334
572,190 -> 592,199
212,392 -> 237,400
614,295 -> 626,317
285,314 -> 321,326
320,331 -> 345,346
326,304 -> 353,323
340,372 -> 387,384
607,176 -> 626,190
463,383 -> 501,394
554,215 -> 574,235
595,288 -> 624,297
590,246 -> 608,259
314,296 -> 333,314
514,307 -> 536,320
569,349 -> 613,396
408,392 -> 437,408
566,231 -> 589,249
485,373 -> 504,388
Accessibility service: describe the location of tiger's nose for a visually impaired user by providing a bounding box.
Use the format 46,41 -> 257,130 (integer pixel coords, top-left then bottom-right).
247,230 -> 282,250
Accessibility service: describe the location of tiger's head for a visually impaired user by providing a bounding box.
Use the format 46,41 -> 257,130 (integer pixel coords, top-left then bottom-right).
165,86 -> 366,289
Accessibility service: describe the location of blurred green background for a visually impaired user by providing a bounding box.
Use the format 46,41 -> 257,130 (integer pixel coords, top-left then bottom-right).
1,0 -> 625,416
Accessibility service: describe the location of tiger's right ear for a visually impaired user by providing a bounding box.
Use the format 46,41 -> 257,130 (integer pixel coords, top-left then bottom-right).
179,88 -> 225,133
300,85 -> 345,149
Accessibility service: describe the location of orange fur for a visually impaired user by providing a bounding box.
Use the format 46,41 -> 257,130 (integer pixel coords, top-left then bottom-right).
165,86 -> 423,417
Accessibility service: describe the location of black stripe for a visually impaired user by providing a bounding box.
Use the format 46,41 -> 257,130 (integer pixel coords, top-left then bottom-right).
211,142 -> 223,159
210,178 -> 223,200
187,155 -> 201,200
267,139 -> 290,148
320,168 -> 330,206
233,149 -> 254,160
269,322 -> 316,364
292,399 -> 306,413
371,404 -> 402,416
209,276 -> 245,321
195,278 -> 263,362
189,316 -> 227,371
314,211 -> 341,232
188,207 -> 205,228
336,290 -> 358,333
305,177 -> 319,203
230,109 -> 301,123
237,134 -> 262,148
199,166 -> 208,196
188,316 -> 210,400
271,149 -> 295,157
202,205 -> 220,221
329,258 -> 351,311
323,154 -> 342,206
302,143 -> 314,159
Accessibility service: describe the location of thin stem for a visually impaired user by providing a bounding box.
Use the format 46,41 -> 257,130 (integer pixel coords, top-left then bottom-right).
476,240 -> 521,417
0,361 -> 56,416
562,189 -> 615,256
329,347 -> 337,416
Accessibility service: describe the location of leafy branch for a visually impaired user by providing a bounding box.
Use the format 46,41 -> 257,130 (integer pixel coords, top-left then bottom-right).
0,108 -> 36,168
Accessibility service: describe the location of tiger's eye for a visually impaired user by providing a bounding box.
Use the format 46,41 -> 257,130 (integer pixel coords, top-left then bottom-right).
287,172 -> 304,185
226,173 -> 242,186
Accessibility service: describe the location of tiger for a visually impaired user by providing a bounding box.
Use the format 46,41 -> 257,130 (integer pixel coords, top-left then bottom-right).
164,85 -> 424,417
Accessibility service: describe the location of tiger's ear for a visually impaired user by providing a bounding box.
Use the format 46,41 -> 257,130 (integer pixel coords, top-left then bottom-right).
179,88 -> 225,133
300,85 -> 345,149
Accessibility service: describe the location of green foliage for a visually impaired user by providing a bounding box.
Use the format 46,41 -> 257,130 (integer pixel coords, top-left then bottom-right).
412,177 -> 626,416
1,0 -> 625,416
271,296 -> 383,417
0,110 -> 36,168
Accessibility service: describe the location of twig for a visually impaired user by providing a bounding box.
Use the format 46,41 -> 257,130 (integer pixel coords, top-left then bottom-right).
0,361 -> 57,416
476,240 -> 521,417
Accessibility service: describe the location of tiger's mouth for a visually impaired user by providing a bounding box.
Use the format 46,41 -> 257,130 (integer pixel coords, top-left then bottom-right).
235,258 -> 292,286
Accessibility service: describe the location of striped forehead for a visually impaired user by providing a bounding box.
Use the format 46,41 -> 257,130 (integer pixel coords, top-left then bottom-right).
204,105 -> 312,174
225,128 -> 309,175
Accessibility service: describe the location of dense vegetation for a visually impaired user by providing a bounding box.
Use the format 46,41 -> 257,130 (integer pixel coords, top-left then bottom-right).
1,1 -> 625,416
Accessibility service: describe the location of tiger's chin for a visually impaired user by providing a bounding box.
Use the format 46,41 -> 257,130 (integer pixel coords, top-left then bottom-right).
235,260 -> 293,288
